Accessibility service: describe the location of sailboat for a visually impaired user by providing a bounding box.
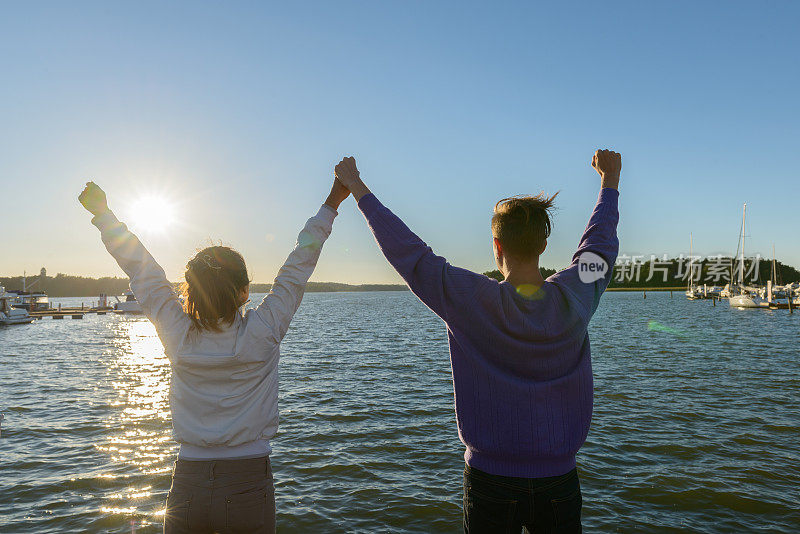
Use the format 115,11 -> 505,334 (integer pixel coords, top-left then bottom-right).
728,203 -> 766,309
762,244 -> 793,307
685,233 -> 701,299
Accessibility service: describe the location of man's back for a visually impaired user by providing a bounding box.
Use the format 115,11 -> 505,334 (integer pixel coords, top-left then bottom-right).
381,188 -> 620,477
335,149 -> 622,532
445,278 -> 596,477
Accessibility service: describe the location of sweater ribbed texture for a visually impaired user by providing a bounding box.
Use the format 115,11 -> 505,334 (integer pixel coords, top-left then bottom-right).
358,189 -> 619,477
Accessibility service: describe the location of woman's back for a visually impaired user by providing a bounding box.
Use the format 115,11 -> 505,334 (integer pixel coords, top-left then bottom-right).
91,203 -> 339,450
168,309 -> 281,448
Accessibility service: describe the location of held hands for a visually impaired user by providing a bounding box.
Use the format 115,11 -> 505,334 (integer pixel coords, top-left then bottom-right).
78,182 -> 110,216
324,156 -> 370,209
591,149 -> 622,190
334,156 -> 371,201
334,156 -> 360,189
324,177 -> 351,210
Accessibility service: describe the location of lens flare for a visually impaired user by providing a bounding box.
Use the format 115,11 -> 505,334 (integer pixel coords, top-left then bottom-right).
647,320 -> 686,338
516,284 -> 545,300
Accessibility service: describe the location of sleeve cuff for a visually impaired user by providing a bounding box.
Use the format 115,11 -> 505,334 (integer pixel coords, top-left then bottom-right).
357,193 -> 380,216
91,209 -> 121,231
598,188 -> 619,201
598,188 -> 619,209
316,204 -> 338,225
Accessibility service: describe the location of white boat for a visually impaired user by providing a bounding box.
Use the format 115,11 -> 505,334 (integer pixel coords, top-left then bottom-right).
7,271 -> 50,311
728,204 -> 767,309
113,290 -> 143,314
763,246 -> 791,303
789,283 -> 800,306
8,290 -> 50,312
0,286 -> 35,325
685,233 -> 702,299
729,291 -> 767,308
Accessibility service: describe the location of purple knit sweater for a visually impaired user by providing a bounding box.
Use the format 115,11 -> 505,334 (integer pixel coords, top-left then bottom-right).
358,188 -> 619,478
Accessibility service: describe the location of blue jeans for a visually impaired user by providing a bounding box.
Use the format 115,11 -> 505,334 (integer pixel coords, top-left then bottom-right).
463,464 -> 582,533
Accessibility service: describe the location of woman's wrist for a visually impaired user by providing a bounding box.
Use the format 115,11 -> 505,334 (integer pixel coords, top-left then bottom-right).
324,195 -> 342,210
92,206 -> 112,217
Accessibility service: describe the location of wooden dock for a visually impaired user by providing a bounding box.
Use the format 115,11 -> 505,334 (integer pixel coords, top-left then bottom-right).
30,307 -> 114,320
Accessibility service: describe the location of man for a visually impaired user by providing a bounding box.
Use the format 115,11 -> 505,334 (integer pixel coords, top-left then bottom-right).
334,150 -> 620,533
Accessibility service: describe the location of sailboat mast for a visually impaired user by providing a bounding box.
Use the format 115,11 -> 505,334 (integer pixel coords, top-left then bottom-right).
772,244 -> 777,284
739,203 -> 746,286
688,233 -> 692,291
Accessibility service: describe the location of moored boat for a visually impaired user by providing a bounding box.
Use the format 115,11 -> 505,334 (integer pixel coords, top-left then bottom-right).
727,204 -> 766,309
729,291 -> 768,309
0,287 -> 35,325
7,290 -> 50,312
685,233 -> 702,299
113,290 -> 143,314
7,270 -> 50,311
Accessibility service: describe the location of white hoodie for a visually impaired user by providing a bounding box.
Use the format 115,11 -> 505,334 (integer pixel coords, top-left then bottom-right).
93,205 -> 336,458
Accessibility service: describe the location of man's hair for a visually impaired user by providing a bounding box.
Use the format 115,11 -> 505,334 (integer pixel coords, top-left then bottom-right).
182,245 -> 249,332
491,192 -> 558,260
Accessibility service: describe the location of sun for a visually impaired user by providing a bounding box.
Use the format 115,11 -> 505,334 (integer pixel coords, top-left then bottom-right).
129,195 -> 176,234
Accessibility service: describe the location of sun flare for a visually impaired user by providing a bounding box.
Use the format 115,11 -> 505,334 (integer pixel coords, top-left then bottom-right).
129,196 -> 176,234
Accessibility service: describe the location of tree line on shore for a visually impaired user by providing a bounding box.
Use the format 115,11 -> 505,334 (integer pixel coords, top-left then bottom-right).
0,273 -> 406,298
3,257 -> 798,297
484,256 -> 800,288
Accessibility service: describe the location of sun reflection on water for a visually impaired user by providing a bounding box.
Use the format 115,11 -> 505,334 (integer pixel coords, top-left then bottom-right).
96,317 -> 175,528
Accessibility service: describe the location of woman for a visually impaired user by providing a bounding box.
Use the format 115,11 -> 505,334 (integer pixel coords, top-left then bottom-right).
79,177 -> 349,533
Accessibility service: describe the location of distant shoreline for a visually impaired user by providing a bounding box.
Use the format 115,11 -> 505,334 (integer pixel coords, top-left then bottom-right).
5,263 -> 799,298
254,282 -> 408,293
0,274 -> 408,298
606,287 -> 686,292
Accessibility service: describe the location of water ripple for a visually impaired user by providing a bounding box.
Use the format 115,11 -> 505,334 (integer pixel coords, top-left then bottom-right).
1,292 -> 798,532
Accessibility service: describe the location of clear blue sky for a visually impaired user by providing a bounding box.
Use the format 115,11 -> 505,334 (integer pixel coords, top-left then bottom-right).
2,1 -> 798,284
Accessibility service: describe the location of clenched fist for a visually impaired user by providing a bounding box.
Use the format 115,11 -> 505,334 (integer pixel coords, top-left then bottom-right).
591,149 -> 622,189
78,181 -> 110,216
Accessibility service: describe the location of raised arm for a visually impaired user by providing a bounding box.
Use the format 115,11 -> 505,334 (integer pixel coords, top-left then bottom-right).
254,179 -> 348,342
547,149 -> 621,317
79,182 -> 189,355
334,157 -> 489,322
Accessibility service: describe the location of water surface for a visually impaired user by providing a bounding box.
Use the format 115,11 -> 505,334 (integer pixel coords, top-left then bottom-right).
1,292 -> 798,532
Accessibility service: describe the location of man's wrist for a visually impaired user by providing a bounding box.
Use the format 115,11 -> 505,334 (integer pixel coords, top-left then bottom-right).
600,175 -> 620,190
349,180 -> 371,202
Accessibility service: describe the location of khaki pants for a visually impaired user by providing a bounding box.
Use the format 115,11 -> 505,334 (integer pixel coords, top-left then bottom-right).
164,456 -> 275,533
